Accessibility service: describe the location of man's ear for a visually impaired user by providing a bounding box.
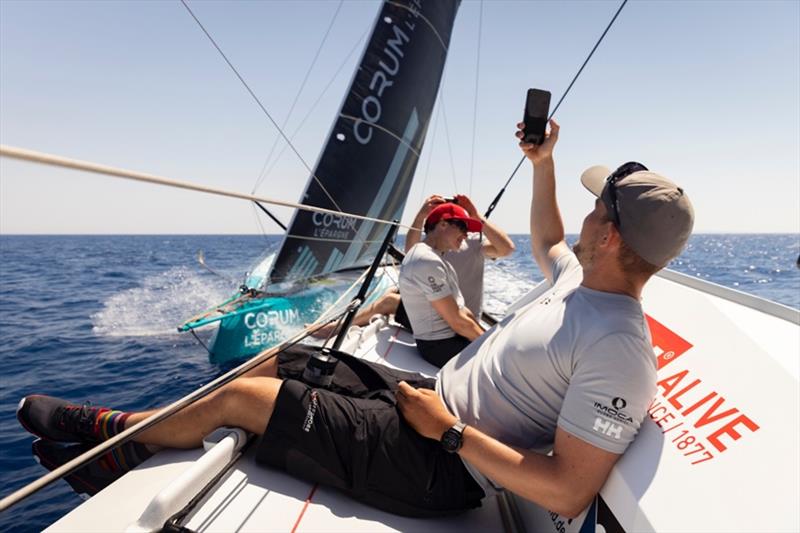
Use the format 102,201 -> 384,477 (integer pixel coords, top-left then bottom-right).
601,222 -> 623,250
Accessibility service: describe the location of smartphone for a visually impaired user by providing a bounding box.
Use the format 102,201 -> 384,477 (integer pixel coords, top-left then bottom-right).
443,196 -> 457,204
523,88 -> 551,145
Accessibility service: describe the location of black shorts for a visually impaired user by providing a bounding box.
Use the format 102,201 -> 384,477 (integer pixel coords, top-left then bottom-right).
256,344 -> 484,517
394,299 -> 412,331
415,335 -> 472,368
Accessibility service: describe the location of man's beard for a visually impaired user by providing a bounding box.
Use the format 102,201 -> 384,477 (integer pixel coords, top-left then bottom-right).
573,240 -> 594,268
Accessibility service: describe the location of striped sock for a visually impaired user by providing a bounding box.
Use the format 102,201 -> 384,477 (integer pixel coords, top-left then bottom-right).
92,409 -> 131,441
101,441 -> 153,473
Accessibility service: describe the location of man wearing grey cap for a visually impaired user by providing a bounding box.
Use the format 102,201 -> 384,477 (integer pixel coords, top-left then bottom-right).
396,118 -> 693,517
16,118 -> 693,518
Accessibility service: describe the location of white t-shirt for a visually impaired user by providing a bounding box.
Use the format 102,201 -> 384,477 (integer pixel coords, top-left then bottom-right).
399,242 -> 465,341
444,235 -> 484,318
437,251 -> 657,495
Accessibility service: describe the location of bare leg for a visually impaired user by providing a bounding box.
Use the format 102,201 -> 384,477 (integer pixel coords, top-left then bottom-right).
125,376 -> 282,449
311,291 -> 401,338
241,352 -> 280,379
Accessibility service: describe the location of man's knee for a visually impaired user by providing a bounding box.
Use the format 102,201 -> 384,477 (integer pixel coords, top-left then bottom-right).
375,292 -> 401,315
218,377 -> 282,434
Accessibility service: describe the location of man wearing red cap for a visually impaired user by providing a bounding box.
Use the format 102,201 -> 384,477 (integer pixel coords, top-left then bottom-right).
398,199 -> 488,367
311,194 -> 514,353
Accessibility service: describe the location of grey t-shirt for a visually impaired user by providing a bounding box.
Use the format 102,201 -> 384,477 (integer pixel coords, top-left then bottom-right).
399,242 -> 465,341
437,251 -> 657,495
444,235 -> 484,318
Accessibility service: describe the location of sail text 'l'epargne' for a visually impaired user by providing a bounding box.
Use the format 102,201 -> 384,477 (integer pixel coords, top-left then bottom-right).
353,0 -> 422,145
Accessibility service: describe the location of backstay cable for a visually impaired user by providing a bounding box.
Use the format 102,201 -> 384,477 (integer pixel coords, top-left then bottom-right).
483,0 -> 629,219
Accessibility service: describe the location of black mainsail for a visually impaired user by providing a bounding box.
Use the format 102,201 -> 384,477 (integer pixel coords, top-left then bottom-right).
266,0 -> 460,287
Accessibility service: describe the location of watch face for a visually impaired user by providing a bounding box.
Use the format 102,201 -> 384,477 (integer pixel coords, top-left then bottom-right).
442,428 -> 462,452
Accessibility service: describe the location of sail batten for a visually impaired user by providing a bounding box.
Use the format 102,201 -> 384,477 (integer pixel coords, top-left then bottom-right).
266,0 -> 460,287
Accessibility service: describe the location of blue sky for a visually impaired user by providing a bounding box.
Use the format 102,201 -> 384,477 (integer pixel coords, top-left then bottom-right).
1,0 -> 798,234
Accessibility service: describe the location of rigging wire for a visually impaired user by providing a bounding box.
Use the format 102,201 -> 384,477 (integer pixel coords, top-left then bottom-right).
483,0 -> 629,219
257,27 -> 369,188
250,201 -> 271,240
190,328 -> 213,357
417,101 -> 442,207
251,0 -> 344,194
253,201 -> 287,231
440,98 -> 460,194
468,0 -> 483,197
178,0 -> 343,213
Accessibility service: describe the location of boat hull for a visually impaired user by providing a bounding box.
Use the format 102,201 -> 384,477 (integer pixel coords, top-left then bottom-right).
208,269 -> 396,364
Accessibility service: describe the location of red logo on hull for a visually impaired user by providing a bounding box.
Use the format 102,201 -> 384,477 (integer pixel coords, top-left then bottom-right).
646,315 -> 693,370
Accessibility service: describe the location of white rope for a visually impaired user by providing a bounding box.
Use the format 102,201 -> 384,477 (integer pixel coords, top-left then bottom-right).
0,144 -> 421,232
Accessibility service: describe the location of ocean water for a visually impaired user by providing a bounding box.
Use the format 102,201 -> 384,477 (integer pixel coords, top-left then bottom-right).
0,233 -> 798,530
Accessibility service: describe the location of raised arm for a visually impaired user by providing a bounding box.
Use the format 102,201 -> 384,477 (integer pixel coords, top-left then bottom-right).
405,195 -> 445,253
454,194 -> 515,259
516,120 -> 570,282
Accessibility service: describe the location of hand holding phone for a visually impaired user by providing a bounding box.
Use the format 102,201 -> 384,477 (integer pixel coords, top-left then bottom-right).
523,89 -> 551,145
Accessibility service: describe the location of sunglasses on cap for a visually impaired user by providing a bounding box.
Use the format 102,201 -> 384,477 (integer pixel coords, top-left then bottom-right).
605,161 -> 648,227
445,219 -> 468,233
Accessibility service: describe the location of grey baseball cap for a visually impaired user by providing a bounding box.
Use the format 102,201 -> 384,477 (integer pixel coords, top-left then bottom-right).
581,164 -> 694,268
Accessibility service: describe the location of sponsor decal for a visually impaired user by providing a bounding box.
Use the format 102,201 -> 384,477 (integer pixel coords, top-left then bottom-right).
645,315 -> 760,465
353,0 -> 421,145
242,308 -> 301,348
646,315 -> 693,370
594,397 -> 634,426
593,417 -> 623,440
244,309 -> 301,330
427,275 -> 444,293
311,212 -> 357,240
596,495 -> 626,533
302,390 -> 319,433
244,329 -> 286,349
548,511 -> 574,533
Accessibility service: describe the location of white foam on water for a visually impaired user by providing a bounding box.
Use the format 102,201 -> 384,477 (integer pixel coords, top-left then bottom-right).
483,261 -> 540,318
92,267 -> 234,337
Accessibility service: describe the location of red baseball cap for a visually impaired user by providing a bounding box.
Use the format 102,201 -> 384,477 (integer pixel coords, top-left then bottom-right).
425,203 -> 483,232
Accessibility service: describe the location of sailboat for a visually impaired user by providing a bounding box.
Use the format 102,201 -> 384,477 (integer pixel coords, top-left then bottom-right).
1,0 -> 798,531
178,0 -> 459,364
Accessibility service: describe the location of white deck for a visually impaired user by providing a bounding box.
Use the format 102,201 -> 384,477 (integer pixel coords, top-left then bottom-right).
47,270 -> 799,532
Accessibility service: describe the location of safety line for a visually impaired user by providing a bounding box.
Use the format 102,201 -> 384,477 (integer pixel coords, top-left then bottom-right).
0,144 -> 421,233
381,325 -> 402,361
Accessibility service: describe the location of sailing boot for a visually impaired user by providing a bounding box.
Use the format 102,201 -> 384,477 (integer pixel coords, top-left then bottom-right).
17,395 -> 130,443
32,439 -> 153,498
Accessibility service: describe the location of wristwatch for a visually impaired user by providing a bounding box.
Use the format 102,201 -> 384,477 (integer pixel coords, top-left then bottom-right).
441,420 -> 467,453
